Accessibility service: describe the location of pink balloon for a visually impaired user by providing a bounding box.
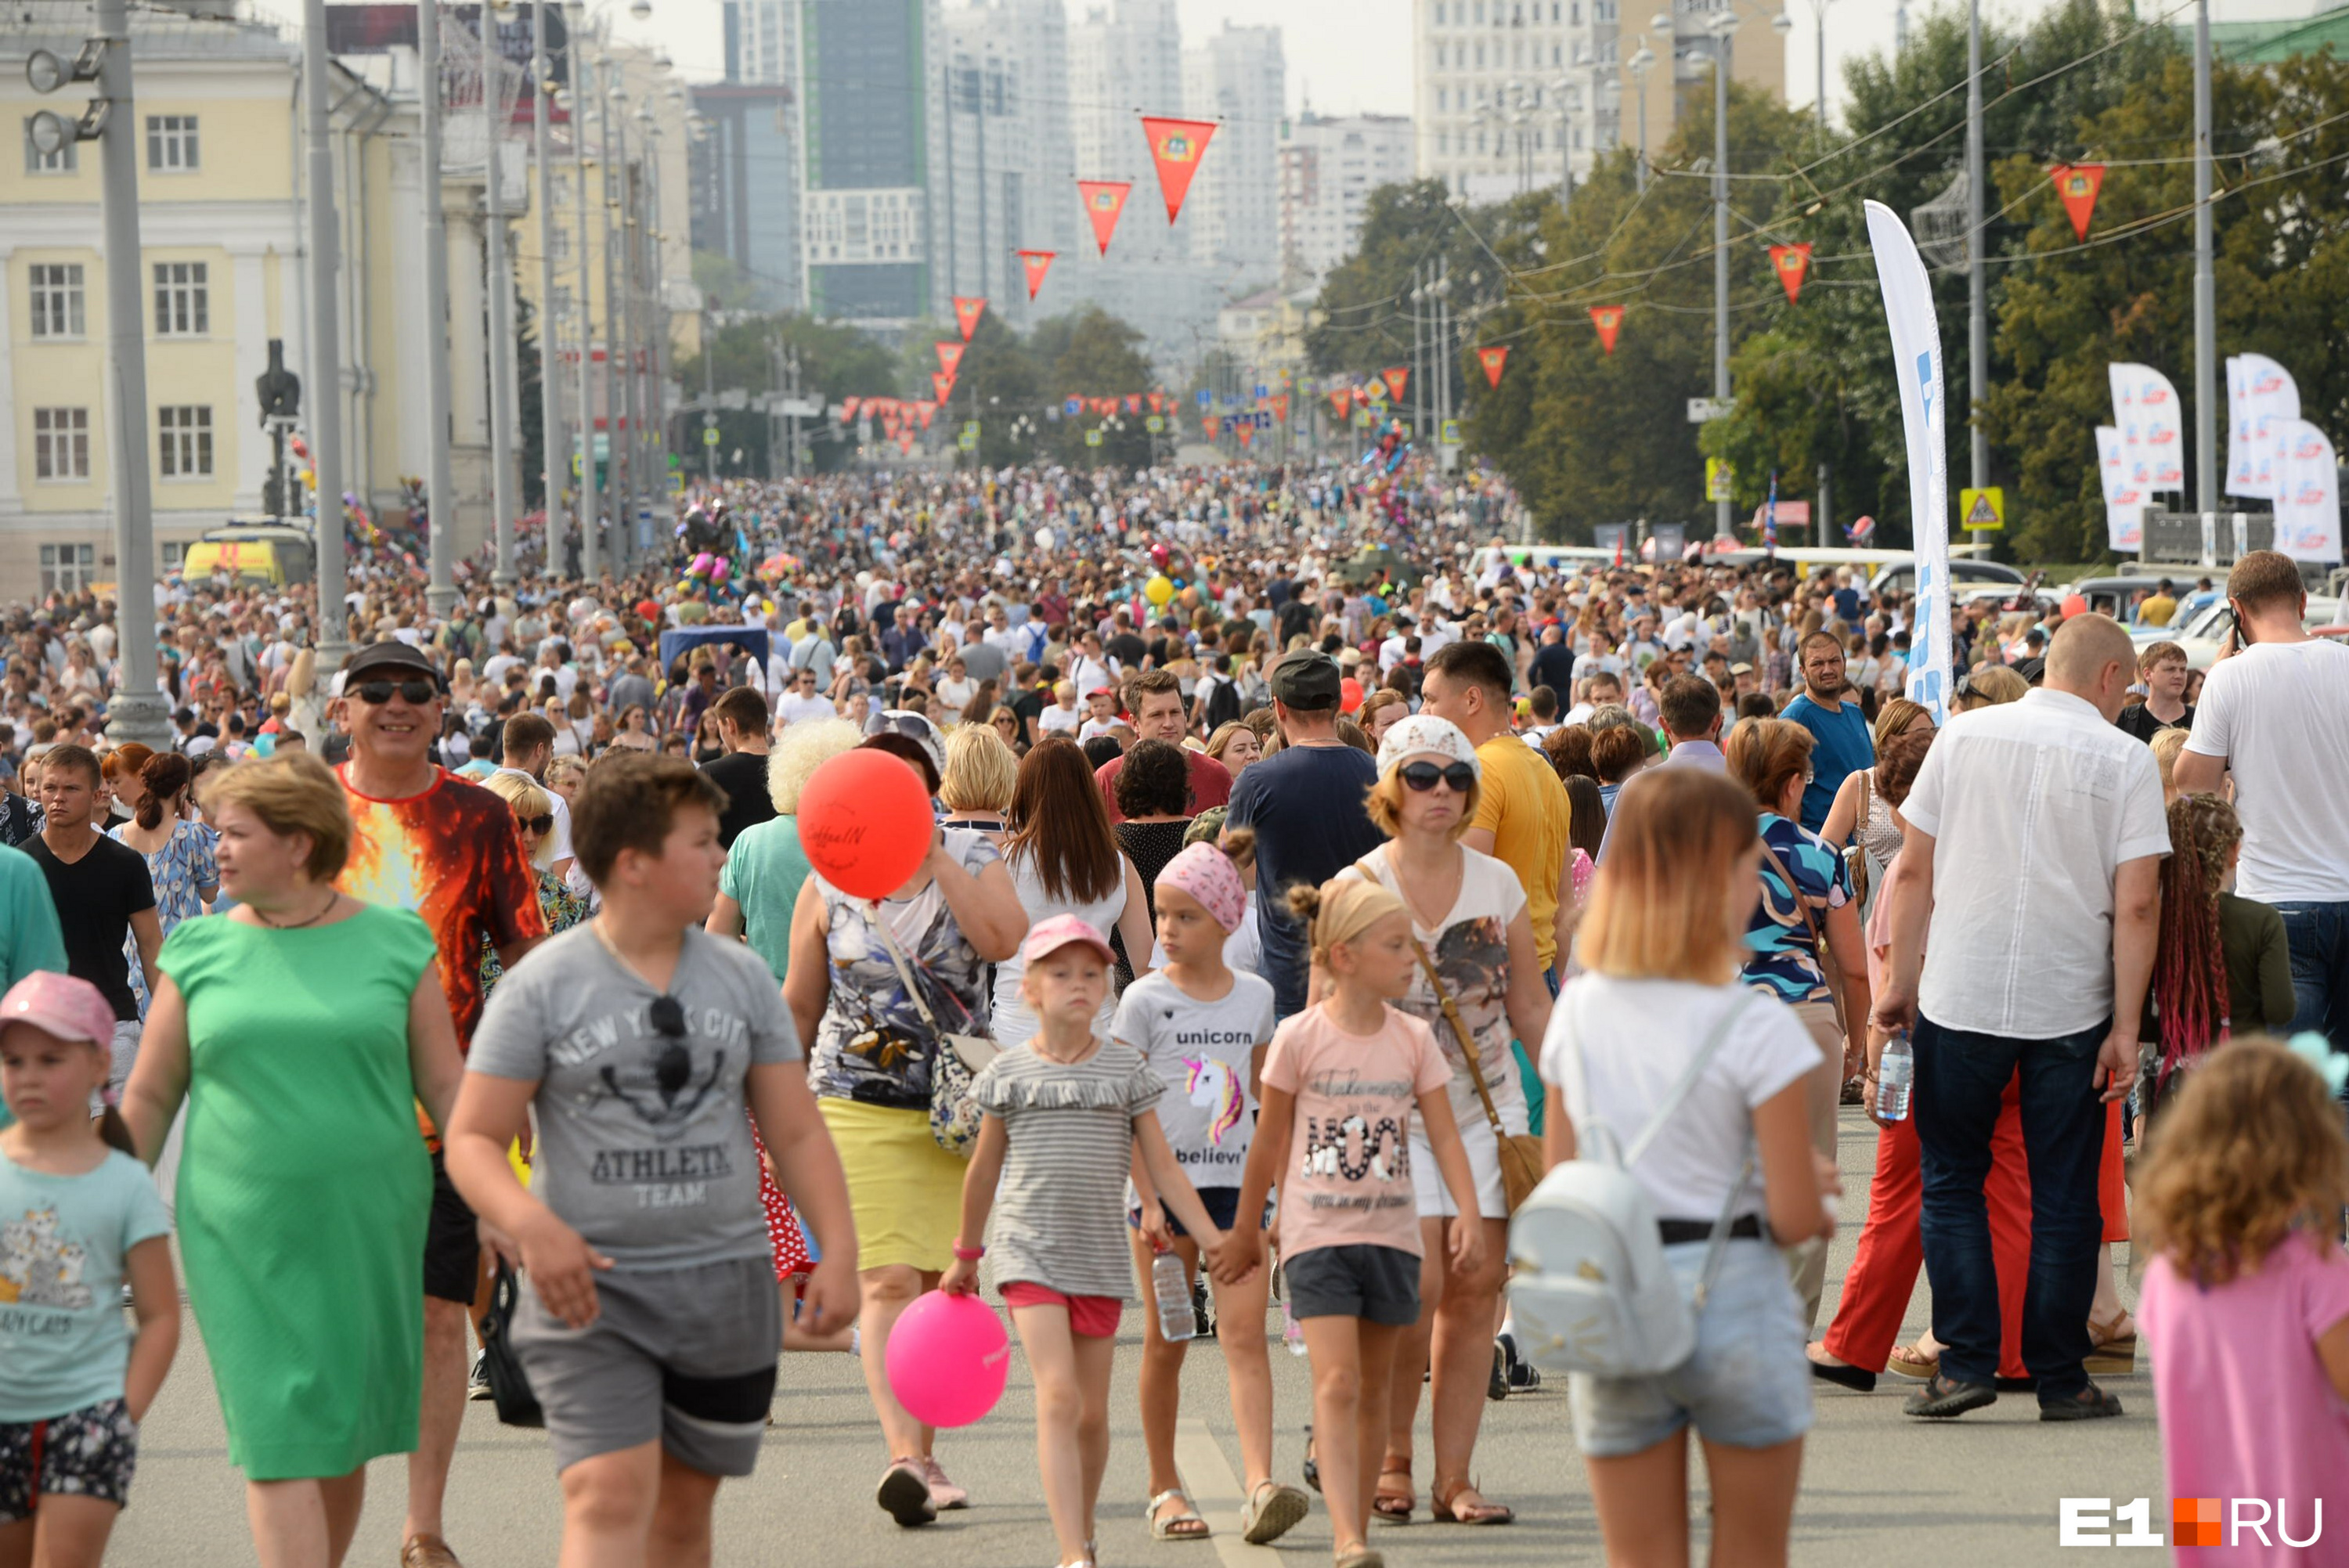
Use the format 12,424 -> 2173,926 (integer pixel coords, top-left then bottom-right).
710,557 -> 731,584
885,1291 -> 1010,1429
2061,593 -> 2088,618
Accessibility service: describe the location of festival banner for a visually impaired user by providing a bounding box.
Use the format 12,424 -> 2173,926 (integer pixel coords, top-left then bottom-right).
2109,362 -> 2186,492
1768,243 -> 1812,305
1236,423 -> 1254,447
1272,393 -> 1289,422
839,396 -> 860,424
952,297 -> 987,341
1589,305 -> 1623,355
915,401 -> 936,429
933,370 -> 956,402
1077,181 -> 1132,255
1328,388 -> 1350,419
2228,351 -> 2299,499
1138,115 -> 1218,223
1864,199 -> 1951,723
2051,164 -> 2105,242
2273,419 -> 2342,563
2095,424 -> 2146,553
1017,249 -> 1055,301
935,341 -> 964,375
1477,345 -> 1510,387
1382,366 -> 1409,402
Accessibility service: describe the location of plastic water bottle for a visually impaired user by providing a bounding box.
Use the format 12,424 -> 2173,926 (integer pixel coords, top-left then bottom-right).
1877,1030 -> 1914,1123
1282,1299 -> 1308,1357
1152,1251 -> 1196,1343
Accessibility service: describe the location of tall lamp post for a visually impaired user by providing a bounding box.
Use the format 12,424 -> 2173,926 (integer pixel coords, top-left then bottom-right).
1626,41 -> 1654,191
480,8 -> 518,590
420,0 -> 458,616
529,0 -> 560,587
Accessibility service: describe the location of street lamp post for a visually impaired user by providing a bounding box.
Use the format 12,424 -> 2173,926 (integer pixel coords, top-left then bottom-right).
481,9 -> 518,590
566,27 -> 600,581
2192,0 -> 2216,529
420,0 -> 458,616
298,0 -> 350,670
1965,0 -> 1989,540
529,0 -> 559,588
1707,10 -> 1737,540
1626,41 -> 1654,191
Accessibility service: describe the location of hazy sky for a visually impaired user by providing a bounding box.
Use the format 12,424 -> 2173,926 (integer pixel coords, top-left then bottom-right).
607,0 -> 2329,122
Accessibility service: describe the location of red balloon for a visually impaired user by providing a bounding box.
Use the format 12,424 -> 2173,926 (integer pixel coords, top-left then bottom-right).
1340,676 -> 1365,714
2060,593 -> 2088,618
797,749 -> 933,899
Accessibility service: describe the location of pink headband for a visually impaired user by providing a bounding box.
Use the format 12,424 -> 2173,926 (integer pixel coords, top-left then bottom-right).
1156,842 -> 1249,935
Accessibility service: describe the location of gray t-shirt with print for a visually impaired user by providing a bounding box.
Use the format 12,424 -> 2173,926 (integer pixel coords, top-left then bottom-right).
469,924 -> 803,1269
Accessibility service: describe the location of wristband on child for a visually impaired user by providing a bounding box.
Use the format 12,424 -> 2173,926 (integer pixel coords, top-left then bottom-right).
952,1242 -> 986,1261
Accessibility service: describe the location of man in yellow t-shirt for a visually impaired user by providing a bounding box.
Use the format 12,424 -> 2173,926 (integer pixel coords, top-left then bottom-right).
1421,640 -> 1574,980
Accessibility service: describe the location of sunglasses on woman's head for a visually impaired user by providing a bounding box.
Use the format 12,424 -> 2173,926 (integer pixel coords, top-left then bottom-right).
1398,760 -> 1477,794
351,677 -> 438,706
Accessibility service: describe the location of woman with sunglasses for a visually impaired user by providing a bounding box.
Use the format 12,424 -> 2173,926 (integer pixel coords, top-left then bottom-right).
1331,716 -> 1550,1528
477,773 -> 590,994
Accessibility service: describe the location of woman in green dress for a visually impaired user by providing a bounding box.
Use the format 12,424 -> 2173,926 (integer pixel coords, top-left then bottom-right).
122,752 -> 463,1568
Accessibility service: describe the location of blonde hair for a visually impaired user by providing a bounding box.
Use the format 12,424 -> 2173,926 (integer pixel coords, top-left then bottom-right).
482,770 -> 557,869
543,754 -> 589,795
204,752 -> 353,883
1579,768 -> 1757,983
767,717 -> 863,815
2150,726 -> 2191,795
1961,665 -> 2029,708
1284,875 -> 1408,969
940,724 -> 1018,814
1364,758 -> 1481,840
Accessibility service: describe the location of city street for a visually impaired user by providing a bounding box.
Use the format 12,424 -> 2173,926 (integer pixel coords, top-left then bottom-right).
115,1106 -> 2163,1566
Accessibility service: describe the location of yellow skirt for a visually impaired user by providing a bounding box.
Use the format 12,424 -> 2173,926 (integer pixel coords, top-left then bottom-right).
817,1098 -> 969,1274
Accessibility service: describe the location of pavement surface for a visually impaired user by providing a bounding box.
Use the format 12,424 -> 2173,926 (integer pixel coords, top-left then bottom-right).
114,1105 -> 2163,1566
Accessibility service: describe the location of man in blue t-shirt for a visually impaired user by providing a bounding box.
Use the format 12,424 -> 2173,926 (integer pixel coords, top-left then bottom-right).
1781,629 -> 1875,833
1224,651 -> 1384,1021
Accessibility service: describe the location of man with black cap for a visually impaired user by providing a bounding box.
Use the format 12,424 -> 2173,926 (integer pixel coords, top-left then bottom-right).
1225,650 -> 1385,1020
329,640 -> 547,1568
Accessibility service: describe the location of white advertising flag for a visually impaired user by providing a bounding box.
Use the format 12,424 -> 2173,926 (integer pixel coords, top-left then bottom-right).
2226,356 -> 2254,496
1865,200 -> 1950,723
2096,425 -> 2146,553
2109,362 -> 2187,492
2273,419 -> 2341,564
2228,352 -> 2300,500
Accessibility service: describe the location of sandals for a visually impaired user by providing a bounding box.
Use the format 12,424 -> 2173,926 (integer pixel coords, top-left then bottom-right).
1432,1478 -> 1515,1527
2086,1309 -> 2138,1375
1371,1462 -> 1415,1524
1335,1552 -> 1387,1568
1885,1339 -> 1939,1380
1149,1488 -> 1210,1541
1301,1425 -> 1319,1494
1239,1479 -> 1311,1545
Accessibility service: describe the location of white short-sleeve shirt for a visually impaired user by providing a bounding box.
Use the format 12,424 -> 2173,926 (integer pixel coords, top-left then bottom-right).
2181,639 -> 2349,903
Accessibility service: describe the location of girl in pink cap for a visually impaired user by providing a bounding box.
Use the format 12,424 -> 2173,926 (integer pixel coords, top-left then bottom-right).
0,971 -> 180,1568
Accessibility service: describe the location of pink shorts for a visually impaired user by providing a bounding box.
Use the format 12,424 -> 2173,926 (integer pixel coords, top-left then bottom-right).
1000,1282 -> 1124,1339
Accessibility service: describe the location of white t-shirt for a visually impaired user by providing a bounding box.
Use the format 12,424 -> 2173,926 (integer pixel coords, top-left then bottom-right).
1037,702 -> 1084,736
776,691 -> 837,728
1539,975 -> 1817,1224
494,765 -> 574,866
1112,968 -> 1276,1184
990,849 -> 1130,1050
2182,639 -> 2349,902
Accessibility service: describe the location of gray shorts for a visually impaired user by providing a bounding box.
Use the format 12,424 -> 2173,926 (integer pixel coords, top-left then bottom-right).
1283,1243 -> 1421,1326
512,1255 -> 781,1476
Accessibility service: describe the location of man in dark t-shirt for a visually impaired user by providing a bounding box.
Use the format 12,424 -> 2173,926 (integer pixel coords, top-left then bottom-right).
701,686 -> 779,849
23,744 -> 158,1094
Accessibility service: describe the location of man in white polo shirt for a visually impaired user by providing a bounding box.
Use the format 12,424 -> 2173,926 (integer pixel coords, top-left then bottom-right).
1874,614 -> 2165,1425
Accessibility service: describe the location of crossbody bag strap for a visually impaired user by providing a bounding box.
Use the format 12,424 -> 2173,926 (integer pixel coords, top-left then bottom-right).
1757,835 -> 1848,1041
866,901 -> 944,1034
1354,852 -> 1510,1141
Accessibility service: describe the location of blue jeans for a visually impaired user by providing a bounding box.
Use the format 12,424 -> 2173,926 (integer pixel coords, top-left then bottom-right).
2271,900 -> 2349,1057
1912,1011 -> 2108,1400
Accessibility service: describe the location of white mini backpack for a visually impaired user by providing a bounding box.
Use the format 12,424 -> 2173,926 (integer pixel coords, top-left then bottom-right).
1506,989 -> 1757,1379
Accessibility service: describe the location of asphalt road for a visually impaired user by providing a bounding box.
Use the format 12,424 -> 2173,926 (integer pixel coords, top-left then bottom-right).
113,1105 -> 2163,1566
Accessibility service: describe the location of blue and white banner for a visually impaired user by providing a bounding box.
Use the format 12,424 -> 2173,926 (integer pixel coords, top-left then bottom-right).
2109,362 -> 2186,493
2273,419 -> 2341,564
2095,425 -> 2145,553
1864,200 -> 1950,723
2226,352 -> 2298,500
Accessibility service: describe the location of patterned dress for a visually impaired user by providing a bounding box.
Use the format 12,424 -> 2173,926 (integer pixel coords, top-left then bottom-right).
110,817 -> 217,1015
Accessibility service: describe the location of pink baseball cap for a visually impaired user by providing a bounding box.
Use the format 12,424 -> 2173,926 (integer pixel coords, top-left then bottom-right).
0,971 -> 116,1049
1020,913 -> 1117,968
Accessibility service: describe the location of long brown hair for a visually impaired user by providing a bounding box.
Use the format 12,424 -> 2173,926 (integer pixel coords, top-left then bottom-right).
135,752 -> 193,831
1003,737 -> 1122,904
2149,794 -> 2242,1103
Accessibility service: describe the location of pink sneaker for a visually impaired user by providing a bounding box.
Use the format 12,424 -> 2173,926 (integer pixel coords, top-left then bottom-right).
922,1454 -> 969,1511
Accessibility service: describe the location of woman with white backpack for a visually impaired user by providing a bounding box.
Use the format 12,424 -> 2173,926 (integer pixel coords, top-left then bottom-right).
1531,767 -> 1839,1566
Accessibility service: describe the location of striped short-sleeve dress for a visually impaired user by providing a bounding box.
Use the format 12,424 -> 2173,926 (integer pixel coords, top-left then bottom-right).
971,1040 -> 1164,1301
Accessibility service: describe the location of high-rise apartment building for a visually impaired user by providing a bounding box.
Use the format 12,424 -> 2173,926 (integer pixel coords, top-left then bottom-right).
939,0 -> 1072,327
1181,23 -> 1283,287
690,83 -> 803,312
1278,112 -> 1414,291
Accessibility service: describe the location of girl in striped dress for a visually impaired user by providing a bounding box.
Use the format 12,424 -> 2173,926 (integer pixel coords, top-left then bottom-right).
941,915 -> 1230,1568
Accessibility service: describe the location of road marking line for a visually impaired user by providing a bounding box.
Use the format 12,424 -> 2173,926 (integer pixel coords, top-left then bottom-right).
1175,1416 -> 1290,1567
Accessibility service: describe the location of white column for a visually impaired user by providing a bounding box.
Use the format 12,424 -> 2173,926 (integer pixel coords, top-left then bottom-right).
0,246 -> 20,524
231,247 -> 271,513
388,139 -> 429,488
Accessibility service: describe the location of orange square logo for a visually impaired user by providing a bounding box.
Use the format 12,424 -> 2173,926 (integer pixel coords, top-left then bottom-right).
2173,1498 -> 2223,1547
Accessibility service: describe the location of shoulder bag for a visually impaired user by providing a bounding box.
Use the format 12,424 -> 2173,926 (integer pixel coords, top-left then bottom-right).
1757,835 -> 1849,1044
868,901 -> 1000,1157
1842,771 -> 1872,908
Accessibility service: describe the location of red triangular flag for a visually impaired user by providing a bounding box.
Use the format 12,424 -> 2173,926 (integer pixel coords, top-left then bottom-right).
1272,393 -> 1289,422
1328,389 -> 1350,419
935,341 -> 964,375
1017,250 -> 1055,301
952,297 -> 987,341
1077,180 -> 1131,256
1768,243 -> 1812,305
1478,344 -> 1512,387
915,401 -> 936,429
1138,116 -> 1218,223
898,431 -> 915,452
1203,416 -> 1218,438
839,396 -> 860,424
1589,306 -> 1624,355
933,370 -> 956,402
1236,423 -> 1254,448
2051,163 -> 2105,242
1382,366 -> 1409,402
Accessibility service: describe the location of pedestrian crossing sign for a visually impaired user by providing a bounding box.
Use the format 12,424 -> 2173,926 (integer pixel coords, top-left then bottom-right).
1960,486 -> 2005,531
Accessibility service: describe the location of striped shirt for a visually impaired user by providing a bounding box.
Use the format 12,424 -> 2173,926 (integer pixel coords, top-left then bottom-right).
972,1040 -> 1164,1300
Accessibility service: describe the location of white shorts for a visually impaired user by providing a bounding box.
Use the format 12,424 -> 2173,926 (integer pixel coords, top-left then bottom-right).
1409,1112 -> 1511,1221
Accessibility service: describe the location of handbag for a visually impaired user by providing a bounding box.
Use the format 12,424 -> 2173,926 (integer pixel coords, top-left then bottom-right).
1842,772 -> 1872,908
478,1262 -> 543,1428
868,903 -> 998,1156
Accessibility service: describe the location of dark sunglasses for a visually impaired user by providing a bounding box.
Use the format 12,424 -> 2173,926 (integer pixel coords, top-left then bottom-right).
514,812 -> 554,836
1398,760 -> 1477,794
351,677 -> 438,706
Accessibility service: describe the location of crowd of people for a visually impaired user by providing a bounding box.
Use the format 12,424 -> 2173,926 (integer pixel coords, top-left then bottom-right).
2,455 -> 2347,1568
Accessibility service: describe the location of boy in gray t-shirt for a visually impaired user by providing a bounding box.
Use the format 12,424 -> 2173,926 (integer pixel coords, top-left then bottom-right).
444,755 -> 859,1552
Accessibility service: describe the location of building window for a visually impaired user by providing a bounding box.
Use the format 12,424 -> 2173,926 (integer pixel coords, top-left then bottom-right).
28,263 -> 85,337
153,261 -> 209,336
38,543 -> 96,595
23,117 -> 78,173
146,114 -> 198,172
33,408 -> 91,481
550,225 -> 571,261
158,405 -> 214,478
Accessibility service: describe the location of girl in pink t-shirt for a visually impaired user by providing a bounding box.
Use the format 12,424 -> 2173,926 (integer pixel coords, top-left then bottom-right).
2137,1040 -> 2349,1566
1217,878 -> 1482,1568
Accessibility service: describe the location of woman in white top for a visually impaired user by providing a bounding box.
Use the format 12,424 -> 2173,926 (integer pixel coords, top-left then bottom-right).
990,737 -> 1155,1049
1536,766 -> 1838,1567
1337,716 -> 1551,1527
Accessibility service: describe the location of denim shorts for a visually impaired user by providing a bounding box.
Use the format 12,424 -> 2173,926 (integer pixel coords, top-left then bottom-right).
1566,1239 -> 1813,1458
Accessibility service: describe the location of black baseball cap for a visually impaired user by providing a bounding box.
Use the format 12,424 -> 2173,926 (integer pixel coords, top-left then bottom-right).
1269,651 -> 1342,710
341,641 -> 444,686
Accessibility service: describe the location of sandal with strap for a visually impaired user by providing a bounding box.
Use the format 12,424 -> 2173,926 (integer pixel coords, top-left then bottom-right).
2086,1308 -> 2138,1375
1371,1462 -> 1415,1524
1301,1425 -> 1320,1494
1240,1478 -> 1311,1545
1432,1478 -> 1514,1527
1148,1489 -> 1211,1541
